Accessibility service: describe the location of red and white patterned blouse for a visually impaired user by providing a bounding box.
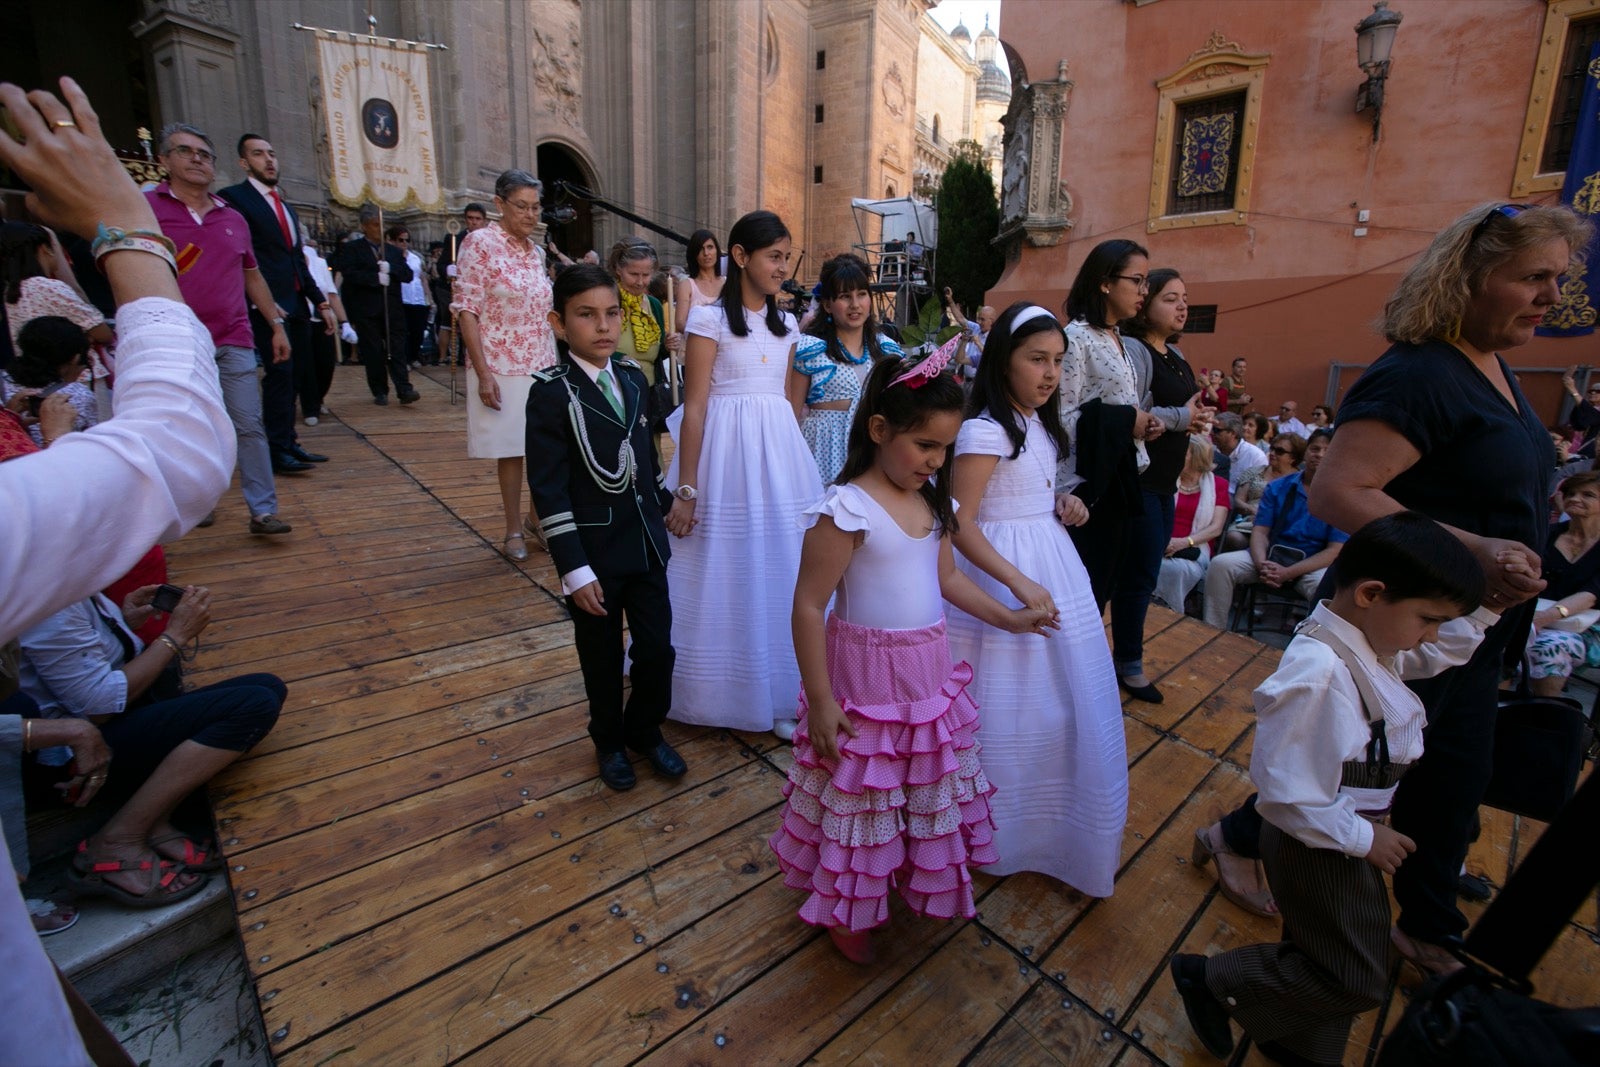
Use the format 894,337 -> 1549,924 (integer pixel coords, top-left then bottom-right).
6,277 -> 107,349
449,223 -> 556,376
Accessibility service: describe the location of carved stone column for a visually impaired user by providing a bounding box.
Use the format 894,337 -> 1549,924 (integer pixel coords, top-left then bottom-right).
998,59 -> 1074,248
130,1 -> 246,143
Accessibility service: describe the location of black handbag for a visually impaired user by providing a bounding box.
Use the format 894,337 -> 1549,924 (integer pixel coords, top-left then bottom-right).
1377,770 -> 1600,1065
1481,662 -> 1592,821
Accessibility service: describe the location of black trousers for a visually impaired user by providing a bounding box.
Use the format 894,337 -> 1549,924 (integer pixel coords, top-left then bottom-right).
310,319 -> 337,409
252,312 -> 313,452
1068,490 -> 1136,612
403,304 -> 429,366
567,566 -> 675,753
1390,626 -> 1510,944
351,307 -> 411,397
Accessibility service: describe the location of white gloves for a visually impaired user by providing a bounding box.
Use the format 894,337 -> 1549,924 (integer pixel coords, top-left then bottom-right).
341,323 -> 359,344
377,261 -> 390,287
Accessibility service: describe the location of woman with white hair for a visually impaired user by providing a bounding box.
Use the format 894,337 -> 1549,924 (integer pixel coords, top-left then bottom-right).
452,169 -> 559,561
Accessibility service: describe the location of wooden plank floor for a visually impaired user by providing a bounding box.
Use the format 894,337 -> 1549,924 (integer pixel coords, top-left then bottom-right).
165,363 -> 1599,1066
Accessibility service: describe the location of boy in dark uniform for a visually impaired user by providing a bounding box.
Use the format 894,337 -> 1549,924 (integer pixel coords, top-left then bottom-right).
526,264 -> 685,791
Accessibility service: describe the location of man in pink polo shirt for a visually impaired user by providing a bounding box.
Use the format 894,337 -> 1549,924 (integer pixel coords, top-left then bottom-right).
145,122 -> 294,535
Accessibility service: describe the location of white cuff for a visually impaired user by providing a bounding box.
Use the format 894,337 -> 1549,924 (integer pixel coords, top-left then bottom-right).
561,566 -> 598,597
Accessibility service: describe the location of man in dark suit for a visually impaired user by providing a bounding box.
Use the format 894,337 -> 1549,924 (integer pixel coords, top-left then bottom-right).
525,265 -> 684,791
333,204 -> 419,405
218,134 -> 336,472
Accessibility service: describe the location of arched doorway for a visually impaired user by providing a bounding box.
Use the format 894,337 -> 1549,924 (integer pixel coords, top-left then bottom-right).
537,142 -> 598,262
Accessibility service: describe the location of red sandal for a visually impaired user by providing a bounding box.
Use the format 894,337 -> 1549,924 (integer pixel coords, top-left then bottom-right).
70,841 -> 208,908
148,832 -> 224,872
828,926 -> 877,965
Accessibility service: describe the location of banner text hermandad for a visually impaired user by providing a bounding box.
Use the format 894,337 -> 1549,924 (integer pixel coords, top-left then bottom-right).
315,30 -> 444,212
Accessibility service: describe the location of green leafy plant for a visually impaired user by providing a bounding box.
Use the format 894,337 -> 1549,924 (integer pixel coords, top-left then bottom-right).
934,140 -> 1005,320
900,295 -> 961,353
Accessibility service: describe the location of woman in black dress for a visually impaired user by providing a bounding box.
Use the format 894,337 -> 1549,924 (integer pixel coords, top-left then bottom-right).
1308,203 -> 1590,972
1193,204 -> 1593,959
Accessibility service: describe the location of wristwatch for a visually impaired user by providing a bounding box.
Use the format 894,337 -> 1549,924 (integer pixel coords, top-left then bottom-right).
674,485 -> 698,501
1558,604 -> 1571,618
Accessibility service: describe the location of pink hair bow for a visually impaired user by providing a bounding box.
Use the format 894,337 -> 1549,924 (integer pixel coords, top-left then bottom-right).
890,331 -> 962,389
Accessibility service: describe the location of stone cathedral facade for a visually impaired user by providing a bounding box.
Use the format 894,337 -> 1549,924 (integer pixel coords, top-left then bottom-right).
3,0 -> 1005,279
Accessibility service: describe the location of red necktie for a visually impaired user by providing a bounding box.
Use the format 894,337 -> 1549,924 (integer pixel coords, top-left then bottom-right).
270,189 -> 294,249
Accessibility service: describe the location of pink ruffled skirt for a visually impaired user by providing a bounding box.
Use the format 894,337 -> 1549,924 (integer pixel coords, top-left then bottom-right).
768,615 -> 998,932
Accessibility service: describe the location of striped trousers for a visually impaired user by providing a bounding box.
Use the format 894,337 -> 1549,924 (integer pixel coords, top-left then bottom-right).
1204,820 -> 1391,1064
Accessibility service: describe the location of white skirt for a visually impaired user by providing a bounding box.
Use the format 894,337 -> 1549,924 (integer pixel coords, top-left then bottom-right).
946,514 -> 1129,897
466,369 -> 533,459
665,392 -> 823,731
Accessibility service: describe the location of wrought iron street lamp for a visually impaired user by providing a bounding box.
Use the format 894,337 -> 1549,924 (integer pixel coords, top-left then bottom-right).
1355,1 -> 1403,138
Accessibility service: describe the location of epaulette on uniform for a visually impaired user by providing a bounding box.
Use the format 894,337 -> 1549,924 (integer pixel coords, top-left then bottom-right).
614,356 -> 642,371
531,365 -> 569,384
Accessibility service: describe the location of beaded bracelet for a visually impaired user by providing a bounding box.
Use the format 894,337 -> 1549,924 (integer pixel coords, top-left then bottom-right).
91,224 -> 178,275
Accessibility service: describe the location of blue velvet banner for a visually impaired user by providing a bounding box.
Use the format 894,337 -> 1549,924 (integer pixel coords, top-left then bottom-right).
1539,43 -> 1600,337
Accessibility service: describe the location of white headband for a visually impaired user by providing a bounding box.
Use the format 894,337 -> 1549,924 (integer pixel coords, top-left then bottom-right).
1009,305 -> 1059,337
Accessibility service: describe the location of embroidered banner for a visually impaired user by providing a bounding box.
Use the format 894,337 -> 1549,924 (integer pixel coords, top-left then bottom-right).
315,30 -> 444,211
1540,44 -> 1600,337
1177,112 -> 1234,199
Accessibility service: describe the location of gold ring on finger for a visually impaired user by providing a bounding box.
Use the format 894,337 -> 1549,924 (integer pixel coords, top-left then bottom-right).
54,120 -> 77,129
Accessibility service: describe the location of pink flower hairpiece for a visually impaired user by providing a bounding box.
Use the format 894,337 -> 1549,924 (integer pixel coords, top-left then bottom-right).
890,331 -> 962,389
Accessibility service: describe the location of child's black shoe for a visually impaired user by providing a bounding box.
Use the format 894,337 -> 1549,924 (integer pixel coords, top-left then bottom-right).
1169,953 -> 1234,1059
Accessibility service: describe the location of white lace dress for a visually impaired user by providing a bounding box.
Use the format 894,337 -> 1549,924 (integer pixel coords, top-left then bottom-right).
666,305 -> 824,731
945,412 -> 1129,896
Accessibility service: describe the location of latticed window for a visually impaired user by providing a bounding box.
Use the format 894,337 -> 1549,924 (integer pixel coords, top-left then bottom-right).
1542,15 -> 1600,173
1166,90 -> 1246,216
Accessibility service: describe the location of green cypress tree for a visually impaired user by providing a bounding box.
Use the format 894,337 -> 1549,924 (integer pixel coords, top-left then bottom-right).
934,140 -> 1005,317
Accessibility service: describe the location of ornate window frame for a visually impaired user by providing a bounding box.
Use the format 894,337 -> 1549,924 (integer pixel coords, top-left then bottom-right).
1512,0 -> 1600,197
1146,32 -> 1269,234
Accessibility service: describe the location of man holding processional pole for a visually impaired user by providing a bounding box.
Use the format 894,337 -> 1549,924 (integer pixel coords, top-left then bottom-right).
302,21 -> 446,402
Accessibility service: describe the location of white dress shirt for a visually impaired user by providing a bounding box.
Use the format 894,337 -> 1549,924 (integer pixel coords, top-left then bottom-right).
1274,415 -> 1311,439
1251,601 -> 1497,858
400,249 -> 428,306
1225,438 -> 1269,496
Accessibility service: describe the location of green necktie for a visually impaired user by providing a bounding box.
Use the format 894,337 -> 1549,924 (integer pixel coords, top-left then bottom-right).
597,368 -> 624,420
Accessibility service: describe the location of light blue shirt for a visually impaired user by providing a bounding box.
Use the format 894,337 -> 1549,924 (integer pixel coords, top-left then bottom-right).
18,595 -> 138,765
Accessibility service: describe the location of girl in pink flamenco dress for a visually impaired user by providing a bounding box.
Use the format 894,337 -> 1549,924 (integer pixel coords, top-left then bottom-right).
768,345 -> 1057,963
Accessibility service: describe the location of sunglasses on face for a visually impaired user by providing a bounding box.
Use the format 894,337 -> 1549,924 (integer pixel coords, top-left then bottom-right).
1272,446 -> 1297,456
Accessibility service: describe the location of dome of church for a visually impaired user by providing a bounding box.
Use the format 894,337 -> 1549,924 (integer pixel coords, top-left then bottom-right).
974,14 -> 1009,102
950,20 -> 971,44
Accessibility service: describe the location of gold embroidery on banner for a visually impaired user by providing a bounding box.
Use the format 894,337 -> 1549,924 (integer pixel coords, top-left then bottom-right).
1177,113 -> 1234,198
1549,169 -> 1600,332
1546,264 -> 1596,332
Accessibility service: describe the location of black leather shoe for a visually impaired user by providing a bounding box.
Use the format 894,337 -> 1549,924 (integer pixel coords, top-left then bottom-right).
1169,954 -> 1233,1058
633,741 -> 687,778
1457,872 -> 1494,903
1119,676 -> 1164,704
597,751 -> 636,791
373,394 -> 389,406
272,452 -> 313,473
398,389 -> 421,404
288,444 -> 328,463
